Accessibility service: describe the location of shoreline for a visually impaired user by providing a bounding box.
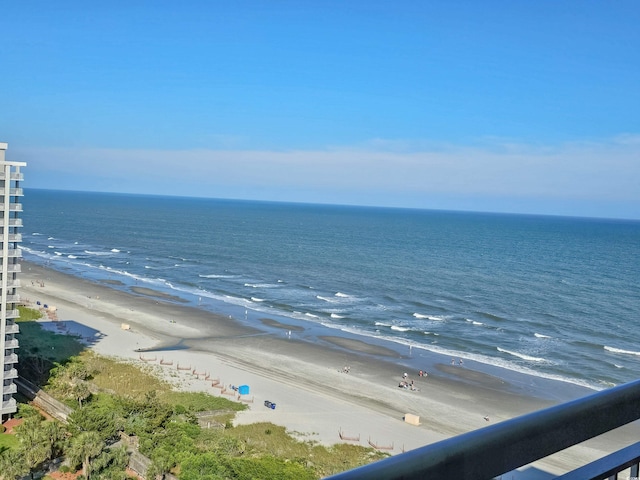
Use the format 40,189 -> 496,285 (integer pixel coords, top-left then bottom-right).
18,260 -> 639,474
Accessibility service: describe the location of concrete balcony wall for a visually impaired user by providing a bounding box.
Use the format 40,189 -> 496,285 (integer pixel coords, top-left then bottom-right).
2,383 -> 16,395
4,324 -> 19,334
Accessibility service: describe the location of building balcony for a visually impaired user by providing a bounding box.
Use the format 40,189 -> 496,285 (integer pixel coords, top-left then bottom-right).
0,203 -> 23,212
5,249 -> 22,258
328,379 -> 640,480
2,383 -> 17,395
3,339 -> 19,349
4,294 -> 20,303
4,324 -> 19,334
3,354 -> 18,365
5,309 -> 20,319
0,172 -> 24,181
3,369 -> 18,380
0,188 -> 24,196
1,398 -> 17,413
7,219 -> 22,227
4,234 -> 23,242
4,263 -> 21,273
0,279 -> 21,288
5,308 -> 20,320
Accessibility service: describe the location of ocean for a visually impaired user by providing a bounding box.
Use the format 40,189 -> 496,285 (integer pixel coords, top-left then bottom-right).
19,189 -> 640,395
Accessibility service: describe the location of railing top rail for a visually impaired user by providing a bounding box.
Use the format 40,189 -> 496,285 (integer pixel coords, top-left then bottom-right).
326,379 -> 640,480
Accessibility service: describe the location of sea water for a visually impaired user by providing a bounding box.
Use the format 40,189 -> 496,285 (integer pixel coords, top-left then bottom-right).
20,189 -> 640,393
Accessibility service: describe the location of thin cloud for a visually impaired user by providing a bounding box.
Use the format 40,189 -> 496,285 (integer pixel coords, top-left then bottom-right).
14,135 -> 640,210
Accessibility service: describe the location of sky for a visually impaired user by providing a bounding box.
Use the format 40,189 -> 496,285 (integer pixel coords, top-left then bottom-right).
2,1 -> 639,219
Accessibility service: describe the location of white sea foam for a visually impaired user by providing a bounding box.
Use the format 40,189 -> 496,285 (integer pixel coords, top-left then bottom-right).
85,250 -> 113,256
413,313 -> 429,319
604,346 -> 640,356
316,295 -> 334,303
466,319 -> 483,326
390,325 -> 410,332
68,255 -> 78,259
497,347 -> 546,363
330,313 -> 344,319
374,321 -> 391,327
534,333 -> 551,339
199,274 -> 236,279
251,297 -> 265,302
335,292 -> 349,298
111,248 -> 120,253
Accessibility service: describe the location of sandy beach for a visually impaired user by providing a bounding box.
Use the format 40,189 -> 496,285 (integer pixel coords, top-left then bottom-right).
18,261 -> 639,477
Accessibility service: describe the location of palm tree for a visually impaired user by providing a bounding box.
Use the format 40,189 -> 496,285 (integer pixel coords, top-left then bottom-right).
14,416 -> 49,479
41,420 -> 68,462
0,448 -> 29,479
68,430 -> 104,479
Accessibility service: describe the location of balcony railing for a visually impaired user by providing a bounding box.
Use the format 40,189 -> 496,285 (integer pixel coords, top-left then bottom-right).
3,339 -> 19,349
3,353 -> 18,364
0,203 -> 23,212
4,309 -> 21,319
4,324 -> 19,334
327,379 -> 640,480
0,188 -> 24,196
3,368 -> 18,380
2,382 -> 17,395
1,398 -> 17,412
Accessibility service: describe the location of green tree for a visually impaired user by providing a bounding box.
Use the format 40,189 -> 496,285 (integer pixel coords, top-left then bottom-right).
0,448 -> 29,480
146,450 -> 175,480
68,396 -> 124,441
90,445 -> 129,479
14,416 -> 49,479
72,381 -> 92,407
42,420 -> 68,461
68,430 -> 105,479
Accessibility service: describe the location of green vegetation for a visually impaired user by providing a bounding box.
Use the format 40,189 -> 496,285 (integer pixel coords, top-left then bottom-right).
0,306 -> 387,479
0,431 -> 19,451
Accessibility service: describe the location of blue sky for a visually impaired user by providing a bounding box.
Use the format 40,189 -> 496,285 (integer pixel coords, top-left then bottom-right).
2,2 -> 639,219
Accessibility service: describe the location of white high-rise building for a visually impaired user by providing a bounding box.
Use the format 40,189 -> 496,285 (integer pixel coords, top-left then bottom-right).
0,142 -> 25,422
